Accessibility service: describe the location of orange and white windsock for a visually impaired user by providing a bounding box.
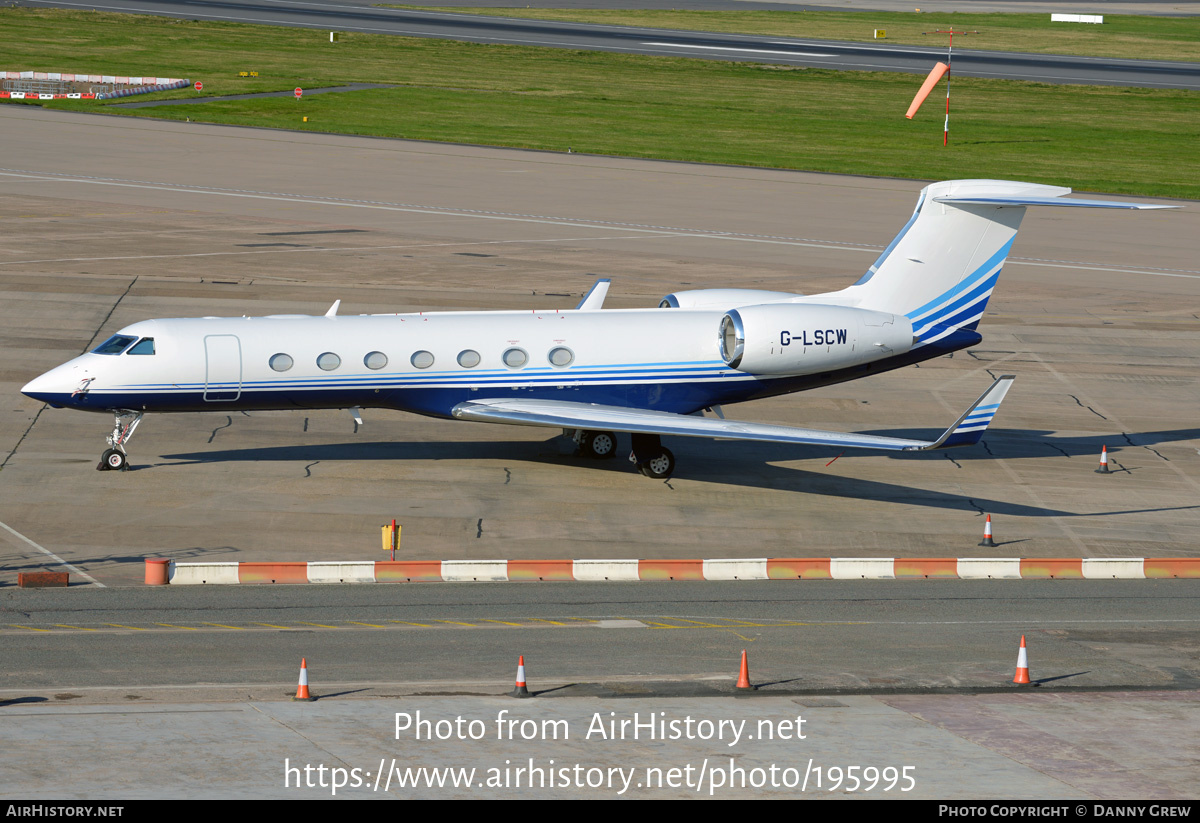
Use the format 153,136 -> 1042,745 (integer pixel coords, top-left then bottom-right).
1096,445 -> 1110,474
1013,636 -> 1031,684
979,514 -> 996,547
294,657 -> 315,701
511,655 -> 531,698
906,62 -> 949,119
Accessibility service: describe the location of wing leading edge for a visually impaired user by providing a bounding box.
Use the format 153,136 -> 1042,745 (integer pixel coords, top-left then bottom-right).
451,375 -> 1014,452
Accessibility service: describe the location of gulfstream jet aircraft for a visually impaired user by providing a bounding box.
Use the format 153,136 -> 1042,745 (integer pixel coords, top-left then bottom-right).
22,180 -> 1173,477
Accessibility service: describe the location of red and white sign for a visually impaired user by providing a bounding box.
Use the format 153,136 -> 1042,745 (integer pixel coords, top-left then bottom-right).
194,81 -> 202,91
294,87 -> 303,98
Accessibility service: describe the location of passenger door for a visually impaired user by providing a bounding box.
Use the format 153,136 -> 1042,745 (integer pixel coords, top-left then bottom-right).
203,335 -> 242,402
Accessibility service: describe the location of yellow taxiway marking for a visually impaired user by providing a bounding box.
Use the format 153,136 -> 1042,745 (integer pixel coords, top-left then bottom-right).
297,621 -> 339,629
8,624 -> 51,631
155,623 -> 199,630
104,623 -> 148,631
53,624 -> 98,631
479,619 -> 525,627
432,619 -> 477,627
385,620 -> 434,628
346,621 -> 386,628
200,622 -> 244,630
525,618 -> 569,626
252,622 -> 290,629
667,618 -> 730,628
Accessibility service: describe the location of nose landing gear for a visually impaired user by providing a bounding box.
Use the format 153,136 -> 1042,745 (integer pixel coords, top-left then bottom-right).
97,410 -> 143,472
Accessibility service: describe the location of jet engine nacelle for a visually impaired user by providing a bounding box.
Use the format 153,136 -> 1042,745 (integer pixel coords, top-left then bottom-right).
719,303 -> 913,375
660,289 -> 804,310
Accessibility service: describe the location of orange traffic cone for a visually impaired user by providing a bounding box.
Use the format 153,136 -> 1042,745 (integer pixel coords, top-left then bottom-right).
736,650 -> 753,690
1095,445 -> 1110,474
1013,636 -> 1031,685
979,514 -> 996,547
293,657 -> 316,701
510,655 -> 531,698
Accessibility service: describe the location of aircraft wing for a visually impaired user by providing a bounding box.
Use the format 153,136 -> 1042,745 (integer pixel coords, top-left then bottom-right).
451,375 -> 1014,452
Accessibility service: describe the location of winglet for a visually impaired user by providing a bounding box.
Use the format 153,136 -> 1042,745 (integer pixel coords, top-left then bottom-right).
325,300 -> 341,317
913,375 -> 1015,450
575,279 -> 611,311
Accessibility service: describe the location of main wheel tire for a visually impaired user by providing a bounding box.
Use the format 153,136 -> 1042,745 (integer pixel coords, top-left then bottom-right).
103,449 -> 127,471
638,447 -> 675,479
584,430 -> 618,460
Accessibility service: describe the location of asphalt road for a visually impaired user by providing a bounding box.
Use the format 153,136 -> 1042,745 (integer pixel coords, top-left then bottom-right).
3,580 -> 1198,695
21,0 -> 1200,89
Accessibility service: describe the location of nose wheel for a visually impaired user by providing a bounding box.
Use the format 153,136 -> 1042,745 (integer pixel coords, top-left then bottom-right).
99,448 -> 128,472
97,410 -> 143,472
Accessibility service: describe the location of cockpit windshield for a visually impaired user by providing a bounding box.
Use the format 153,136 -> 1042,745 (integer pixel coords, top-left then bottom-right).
127,338 -> 155,355
92,334 -> 138,355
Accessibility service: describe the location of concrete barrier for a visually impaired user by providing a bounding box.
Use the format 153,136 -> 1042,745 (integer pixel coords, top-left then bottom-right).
831,558 -> 895,579
307,561 -> 376,583
572,559 -> 640,581
702,558 -> 769,580
168,562 -> 240,585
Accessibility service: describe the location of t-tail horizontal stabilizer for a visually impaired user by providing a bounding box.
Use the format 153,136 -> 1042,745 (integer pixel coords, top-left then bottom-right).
451,375 -> 1015,453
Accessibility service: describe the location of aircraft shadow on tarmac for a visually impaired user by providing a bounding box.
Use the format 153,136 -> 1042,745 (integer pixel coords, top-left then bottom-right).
159,427 -> 1200,520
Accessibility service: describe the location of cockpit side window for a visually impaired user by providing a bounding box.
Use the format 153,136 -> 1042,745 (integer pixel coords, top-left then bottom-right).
127,338 -> 156,355
92,334 -> 138,355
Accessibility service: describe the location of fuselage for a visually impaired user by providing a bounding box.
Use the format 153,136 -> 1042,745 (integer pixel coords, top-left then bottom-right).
21,305 -> 978,418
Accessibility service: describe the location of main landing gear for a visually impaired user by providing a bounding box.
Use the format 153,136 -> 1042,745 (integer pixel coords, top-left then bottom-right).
629,433 -> 675,480
569,429 -> 675,478
575,429 -> 619,460
97,410 -> 143,472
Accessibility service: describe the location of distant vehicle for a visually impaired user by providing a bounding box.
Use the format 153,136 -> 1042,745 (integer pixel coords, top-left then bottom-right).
21,179 -> 1172,477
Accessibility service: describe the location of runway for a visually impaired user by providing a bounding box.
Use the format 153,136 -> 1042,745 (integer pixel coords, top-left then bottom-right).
1,107 -> 1198,587
21,0 -> 1200,89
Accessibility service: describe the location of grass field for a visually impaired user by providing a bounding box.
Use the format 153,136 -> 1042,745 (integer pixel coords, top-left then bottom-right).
388,7 -> 1200,62
3,9 -> 1198,199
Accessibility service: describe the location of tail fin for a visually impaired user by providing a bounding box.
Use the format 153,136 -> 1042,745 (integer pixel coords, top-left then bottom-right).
843,179 -> 1171,347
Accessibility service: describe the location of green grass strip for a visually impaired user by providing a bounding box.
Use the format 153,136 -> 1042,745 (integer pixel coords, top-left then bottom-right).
5,9 -> 1198,199
386,7 -> 1200,63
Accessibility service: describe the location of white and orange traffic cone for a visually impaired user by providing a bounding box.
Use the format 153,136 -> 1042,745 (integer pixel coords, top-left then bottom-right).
736,650 -> 753,691
293,657 -> 316,701
979,514 -> 996,547
1095,445 -> 1111,474
1013,636 -> 1031,685
510,655 -> 531,698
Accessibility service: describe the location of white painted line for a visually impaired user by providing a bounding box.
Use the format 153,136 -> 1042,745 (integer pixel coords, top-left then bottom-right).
643,42 -> 832,58
0,520 -> 104,587
6,169 -> 1189,279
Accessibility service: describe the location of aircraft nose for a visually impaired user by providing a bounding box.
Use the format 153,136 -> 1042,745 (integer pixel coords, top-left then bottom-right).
22,362 -> 89,406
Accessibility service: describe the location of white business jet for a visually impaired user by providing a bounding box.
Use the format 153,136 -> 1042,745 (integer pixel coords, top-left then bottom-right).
22,179 -> 1172,477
